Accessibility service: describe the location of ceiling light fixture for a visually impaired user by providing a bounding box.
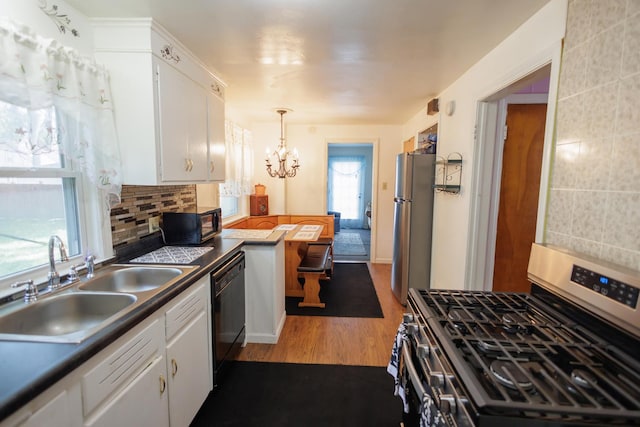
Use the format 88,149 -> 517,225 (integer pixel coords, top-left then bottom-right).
265,109 -> 300,178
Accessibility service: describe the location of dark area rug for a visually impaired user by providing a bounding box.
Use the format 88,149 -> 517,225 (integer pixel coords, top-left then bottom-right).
285,262 -> 383,318
190,361 -> 403,427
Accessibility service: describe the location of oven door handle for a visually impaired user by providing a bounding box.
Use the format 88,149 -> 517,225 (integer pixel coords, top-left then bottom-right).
402,341 -> 428,400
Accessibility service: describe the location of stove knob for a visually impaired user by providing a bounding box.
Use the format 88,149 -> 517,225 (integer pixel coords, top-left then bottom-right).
430,372 -> 444,387
417,344 -> 430,358
402,313 -> 414,323
439,394 -> 457,415
406,323 -> 419,335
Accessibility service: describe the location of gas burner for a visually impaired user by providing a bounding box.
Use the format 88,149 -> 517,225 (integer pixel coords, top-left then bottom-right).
571,369 -> 597,389
477,340 -> 502,353
501,313 -> 533,334
448,308 -> 475,322
445,321 -> 469,336
502,313 -> 526,324
490,360 -> 534,390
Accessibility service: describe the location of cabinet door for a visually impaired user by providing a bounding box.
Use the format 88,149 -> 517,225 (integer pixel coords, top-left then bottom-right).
166,311 -> 210,427
85,356 -> 169,427
207,91 -> 226,182
155,58 -> 208,182
17,390 -> 71,427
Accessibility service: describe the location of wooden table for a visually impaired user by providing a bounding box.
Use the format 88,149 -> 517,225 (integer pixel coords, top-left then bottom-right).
275,224 -> 322,297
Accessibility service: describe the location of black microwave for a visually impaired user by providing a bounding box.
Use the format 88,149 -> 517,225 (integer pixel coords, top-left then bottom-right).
162,207 -> 222,245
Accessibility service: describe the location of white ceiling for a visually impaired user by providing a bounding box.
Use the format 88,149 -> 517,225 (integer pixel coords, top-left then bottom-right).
66,0 -> 551,125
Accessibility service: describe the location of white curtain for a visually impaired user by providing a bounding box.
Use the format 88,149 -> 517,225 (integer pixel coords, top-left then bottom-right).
219,121 -> 253,197
0,19 -> 122,207
328,156 -> 366,229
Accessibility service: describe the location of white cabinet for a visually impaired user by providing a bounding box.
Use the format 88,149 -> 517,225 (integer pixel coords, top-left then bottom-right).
243,240 -> 286,344
84,356 -> 169,427
207,91 -> 226,182
155,58 -> 209,182
164,279 -> 211,427
0,375 -> 82,427
166,312 -> 209,426
82,319 -> 164,417
18,391 -> 70,427
92,19 -> 226,185
83,279 -> 211,427
1,272 -> 214,427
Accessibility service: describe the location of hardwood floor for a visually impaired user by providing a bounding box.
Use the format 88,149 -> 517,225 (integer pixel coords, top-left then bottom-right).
235,262 -> 404,367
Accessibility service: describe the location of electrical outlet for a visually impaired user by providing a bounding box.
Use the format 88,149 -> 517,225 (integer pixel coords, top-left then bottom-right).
148,216 -> 160,233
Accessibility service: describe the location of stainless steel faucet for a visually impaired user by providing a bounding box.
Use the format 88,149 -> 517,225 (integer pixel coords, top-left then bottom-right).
47,235 -> 69,291
85,254 -> 95,278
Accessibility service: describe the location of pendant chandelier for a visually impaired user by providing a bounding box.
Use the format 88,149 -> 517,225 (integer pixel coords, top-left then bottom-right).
265,109 -> 300,178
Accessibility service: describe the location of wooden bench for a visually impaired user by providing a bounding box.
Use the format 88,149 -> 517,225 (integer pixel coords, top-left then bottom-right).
296,244 -> 332,308
307,239 -> 334,279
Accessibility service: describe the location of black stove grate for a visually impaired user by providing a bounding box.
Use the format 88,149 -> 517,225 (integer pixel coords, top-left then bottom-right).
415,288 -> 640,423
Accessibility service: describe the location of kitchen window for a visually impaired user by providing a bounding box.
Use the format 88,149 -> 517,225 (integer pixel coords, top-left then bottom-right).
219,121 -> 253,219
0,20 -> 122,293
0,101 -> 82,281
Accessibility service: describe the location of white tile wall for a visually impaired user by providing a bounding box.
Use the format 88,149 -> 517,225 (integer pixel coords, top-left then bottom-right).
546,0 -> 640,271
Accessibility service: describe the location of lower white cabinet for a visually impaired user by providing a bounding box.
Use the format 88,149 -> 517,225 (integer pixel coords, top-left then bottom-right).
166,311 -> 209,426
2,276 -> 213,427
86,277 -> 211,426
16,390 -> 74,427
243,240 -> 285,344
84,356 -> 169,427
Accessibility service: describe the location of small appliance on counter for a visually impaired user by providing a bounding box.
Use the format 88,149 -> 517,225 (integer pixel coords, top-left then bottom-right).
162,207 -> 222,245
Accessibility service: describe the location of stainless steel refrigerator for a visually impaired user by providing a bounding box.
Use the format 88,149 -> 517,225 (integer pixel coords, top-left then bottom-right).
391,152 -> 436,304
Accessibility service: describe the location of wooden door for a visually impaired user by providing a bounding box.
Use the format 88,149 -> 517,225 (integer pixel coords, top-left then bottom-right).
492,104 -> 547,293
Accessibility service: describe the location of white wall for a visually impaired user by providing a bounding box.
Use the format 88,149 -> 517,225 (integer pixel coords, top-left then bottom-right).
2,0 -> 94,54
250,122 -> 402,262
402,0 -> 568,290
250,122 -> 288,215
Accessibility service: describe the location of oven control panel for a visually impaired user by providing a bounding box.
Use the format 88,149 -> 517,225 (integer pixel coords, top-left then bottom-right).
572,265 -> 639,309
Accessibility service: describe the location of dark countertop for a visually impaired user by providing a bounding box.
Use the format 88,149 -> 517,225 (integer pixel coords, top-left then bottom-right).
0,235 -> 243,423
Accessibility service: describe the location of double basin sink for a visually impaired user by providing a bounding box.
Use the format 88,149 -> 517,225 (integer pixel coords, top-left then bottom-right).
0,265 -> 196,344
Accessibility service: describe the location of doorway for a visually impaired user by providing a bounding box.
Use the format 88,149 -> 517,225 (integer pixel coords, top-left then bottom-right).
327,143 -> 373,262
467,64 -> 555,292
493,102 -> 547,292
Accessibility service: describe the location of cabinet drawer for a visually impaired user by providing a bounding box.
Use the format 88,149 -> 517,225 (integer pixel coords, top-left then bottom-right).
82,319 -> 163,416
165,282 -> 207,341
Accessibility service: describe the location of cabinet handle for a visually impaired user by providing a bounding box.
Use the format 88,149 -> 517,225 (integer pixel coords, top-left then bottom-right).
210,161 -> 214,173
171,358 -> 178,377
184,159 -> 190,172
159,374 -> 166,394
189,159 -> 194,172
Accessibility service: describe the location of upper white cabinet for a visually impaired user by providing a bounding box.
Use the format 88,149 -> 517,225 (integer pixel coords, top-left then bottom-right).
91,19 -> 226,185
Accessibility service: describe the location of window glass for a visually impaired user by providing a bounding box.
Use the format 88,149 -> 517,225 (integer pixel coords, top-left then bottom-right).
328,157 -> 365,220
219,196 -> 238,218
0,101 -> 80,280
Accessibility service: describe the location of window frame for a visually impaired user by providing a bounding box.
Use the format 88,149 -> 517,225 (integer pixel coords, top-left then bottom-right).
0,143 -> 112,296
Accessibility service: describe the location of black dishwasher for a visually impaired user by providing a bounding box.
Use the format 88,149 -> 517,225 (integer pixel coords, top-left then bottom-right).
210,250 -> 245,387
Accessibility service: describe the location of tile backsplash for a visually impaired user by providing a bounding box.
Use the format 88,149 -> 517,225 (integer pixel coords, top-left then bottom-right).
110,185 -> 197,248
546,0 -> 640,270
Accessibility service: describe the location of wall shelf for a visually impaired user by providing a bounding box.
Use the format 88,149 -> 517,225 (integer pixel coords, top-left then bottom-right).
434,153 -> 462,194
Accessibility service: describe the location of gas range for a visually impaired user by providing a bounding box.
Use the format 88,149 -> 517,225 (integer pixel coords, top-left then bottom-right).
390,244 -> 640,426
